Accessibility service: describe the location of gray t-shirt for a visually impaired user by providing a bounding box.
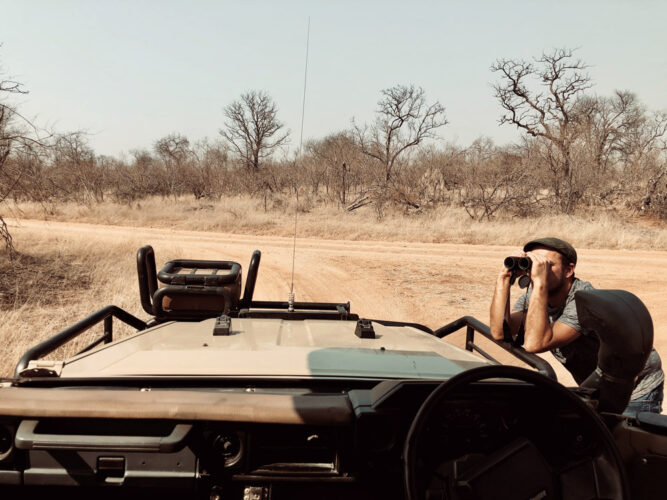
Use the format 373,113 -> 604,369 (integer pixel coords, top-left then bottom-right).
513,278 -> 664,399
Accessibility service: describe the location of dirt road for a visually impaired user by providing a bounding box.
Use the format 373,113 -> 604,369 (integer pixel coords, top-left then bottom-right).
9,218 -> 667,386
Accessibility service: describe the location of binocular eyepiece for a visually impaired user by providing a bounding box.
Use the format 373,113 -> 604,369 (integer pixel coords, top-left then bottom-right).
503,257 -> 533,288
504,256 -> 532,271
504,256 -> 532,288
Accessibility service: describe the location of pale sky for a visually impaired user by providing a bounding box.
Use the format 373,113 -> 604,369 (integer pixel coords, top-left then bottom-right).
1,1 -> 666,157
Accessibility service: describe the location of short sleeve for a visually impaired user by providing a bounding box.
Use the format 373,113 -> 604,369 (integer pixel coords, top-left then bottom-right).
555,299 -> 582,332
512,291 -> 529,312
556,280 -> 594,333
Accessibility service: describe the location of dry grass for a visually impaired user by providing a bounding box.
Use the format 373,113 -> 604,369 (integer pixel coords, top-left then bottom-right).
11,196 -> 667,251
0,234 -> 163,378
0,252 -> 92,309
2,196 -> 666,378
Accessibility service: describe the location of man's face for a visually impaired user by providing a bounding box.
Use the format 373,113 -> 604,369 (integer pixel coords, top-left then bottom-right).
528,246 -> 575,293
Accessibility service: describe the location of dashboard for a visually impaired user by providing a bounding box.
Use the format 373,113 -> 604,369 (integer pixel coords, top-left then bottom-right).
0,373 -> 625,500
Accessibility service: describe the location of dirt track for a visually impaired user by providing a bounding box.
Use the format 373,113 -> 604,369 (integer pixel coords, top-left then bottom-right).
9,218 -> 667,386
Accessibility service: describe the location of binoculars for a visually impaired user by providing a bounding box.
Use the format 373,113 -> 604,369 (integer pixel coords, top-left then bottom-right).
503,256 -> 531,271
504,256 -> 532,288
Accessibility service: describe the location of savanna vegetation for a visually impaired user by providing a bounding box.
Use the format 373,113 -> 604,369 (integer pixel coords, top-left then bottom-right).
1,47 -> 666,378
1,48 -> 665,251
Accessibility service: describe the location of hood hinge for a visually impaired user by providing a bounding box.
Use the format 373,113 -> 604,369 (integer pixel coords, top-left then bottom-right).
19,360 -> 64,378
213,314 -> 231,336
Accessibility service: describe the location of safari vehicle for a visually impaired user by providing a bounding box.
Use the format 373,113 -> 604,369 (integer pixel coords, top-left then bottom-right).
0,246 -> 665,499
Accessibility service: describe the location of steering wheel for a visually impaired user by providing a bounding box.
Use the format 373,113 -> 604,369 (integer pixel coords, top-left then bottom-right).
403,365 -> 629,500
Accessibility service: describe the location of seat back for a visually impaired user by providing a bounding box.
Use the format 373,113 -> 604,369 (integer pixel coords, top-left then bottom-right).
576,289 -> 654,414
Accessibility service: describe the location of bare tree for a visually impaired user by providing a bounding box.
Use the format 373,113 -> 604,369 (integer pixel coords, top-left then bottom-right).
460,139 -> 540,220
153,133 -> 194,198
307,131 -> 362,205
354,84 -> 447,183
51,132 -> 103,203
220,91 -> 289,172
411,143 -> 466,205
154,133 -> 191,163
573,91 -> 644,173
492,48 -> 592,212
623,113 -> 667,214
569,91 -> 667,209
1,72 -> 46,256
186,139 -> 229,200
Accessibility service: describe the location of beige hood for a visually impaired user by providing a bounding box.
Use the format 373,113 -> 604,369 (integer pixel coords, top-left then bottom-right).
57,318 -> 490,379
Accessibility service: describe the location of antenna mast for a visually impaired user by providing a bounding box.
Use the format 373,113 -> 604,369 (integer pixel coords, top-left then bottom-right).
288,17 -> 310,312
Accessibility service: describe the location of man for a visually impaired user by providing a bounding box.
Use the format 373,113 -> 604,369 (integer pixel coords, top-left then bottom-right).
490,237 -> 664,416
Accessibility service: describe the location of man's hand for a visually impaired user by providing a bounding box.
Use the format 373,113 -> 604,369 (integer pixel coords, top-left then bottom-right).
526,251 -> 551,287
497,266 -> 513,284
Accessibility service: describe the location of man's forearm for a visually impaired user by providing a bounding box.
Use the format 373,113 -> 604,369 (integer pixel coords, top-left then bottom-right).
490,276 -> 511,340
523,282 -> 552,352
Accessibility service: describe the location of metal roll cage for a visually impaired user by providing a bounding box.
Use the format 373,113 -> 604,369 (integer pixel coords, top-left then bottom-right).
14,247 -> 556,381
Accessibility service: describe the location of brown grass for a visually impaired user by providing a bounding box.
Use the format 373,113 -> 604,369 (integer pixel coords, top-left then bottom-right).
2,197 -> 666,378
10,196 -> 667,251
0,234 -> 163,378
0,252 -> 92,309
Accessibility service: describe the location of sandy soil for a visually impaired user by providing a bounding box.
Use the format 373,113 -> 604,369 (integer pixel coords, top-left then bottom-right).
8,218 -> 667,387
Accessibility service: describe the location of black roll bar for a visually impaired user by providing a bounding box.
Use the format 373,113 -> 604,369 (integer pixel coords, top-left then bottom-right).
239,250 -> 261,308
137,245 -> 158,315
15,305 -> 147,377
434,316 -> 557,380
369,319 -> 433,335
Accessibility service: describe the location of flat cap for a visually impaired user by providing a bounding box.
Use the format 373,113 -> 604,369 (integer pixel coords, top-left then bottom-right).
524,237 -> 577,265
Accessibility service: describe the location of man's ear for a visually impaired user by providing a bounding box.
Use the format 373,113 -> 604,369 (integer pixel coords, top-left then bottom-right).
565,262 -> 575,279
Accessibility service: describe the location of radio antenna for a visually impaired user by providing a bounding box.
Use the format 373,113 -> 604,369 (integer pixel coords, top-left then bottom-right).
288,16 -> 310,312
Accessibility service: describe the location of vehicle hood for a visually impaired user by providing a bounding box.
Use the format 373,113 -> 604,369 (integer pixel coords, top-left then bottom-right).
58,318 -> 491,379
